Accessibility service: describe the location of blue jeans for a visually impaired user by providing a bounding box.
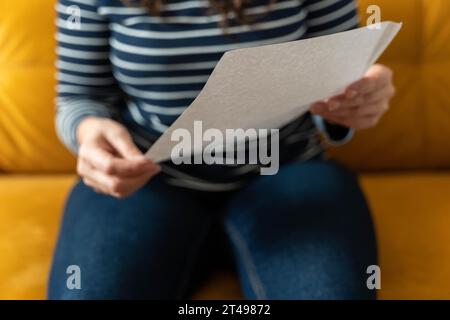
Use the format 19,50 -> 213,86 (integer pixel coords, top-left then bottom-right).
48,159 -> 377,300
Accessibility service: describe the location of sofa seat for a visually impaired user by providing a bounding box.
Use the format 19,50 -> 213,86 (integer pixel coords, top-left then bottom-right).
1,172 -> 450,300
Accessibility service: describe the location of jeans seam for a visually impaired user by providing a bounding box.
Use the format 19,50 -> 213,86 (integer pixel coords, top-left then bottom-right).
225,221 -> 267,300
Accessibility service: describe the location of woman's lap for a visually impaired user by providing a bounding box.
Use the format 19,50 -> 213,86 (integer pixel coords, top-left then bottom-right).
48,176 -> 213,299
48,159 -> 377,300
224,159 -> 377,299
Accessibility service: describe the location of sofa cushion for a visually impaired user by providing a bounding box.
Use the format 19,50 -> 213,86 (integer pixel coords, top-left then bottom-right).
360,172 -> 450,299
0,174 -> 75,299
0,0 -> 75,172
1,173 -> 450,299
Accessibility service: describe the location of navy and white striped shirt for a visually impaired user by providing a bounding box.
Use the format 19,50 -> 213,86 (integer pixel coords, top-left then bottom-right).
56,0 -> 359,190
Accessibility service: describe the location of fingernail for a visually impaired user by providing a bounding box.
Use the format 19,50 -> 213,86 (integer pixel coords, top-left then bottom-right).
131,155 -> 146,161
329,101 -> 340,111
347,90 -> 358,99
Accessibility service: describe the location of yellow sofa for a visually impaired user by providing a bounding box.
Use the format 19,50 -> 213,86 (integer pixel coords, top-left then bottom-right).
1,0 -> 450,300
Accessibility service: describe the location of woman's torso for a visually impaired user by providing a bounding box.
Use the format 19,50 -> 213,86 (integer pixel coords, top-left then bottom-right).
58,0 -> 357,190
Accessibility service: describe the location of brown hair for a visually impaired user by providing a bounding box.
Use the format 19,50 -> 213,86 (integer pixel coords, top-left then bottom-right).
122,0 -> 276,28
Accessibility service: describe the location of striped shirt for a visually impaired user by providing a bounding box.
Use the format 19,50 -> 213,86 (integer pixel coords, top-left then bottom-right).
56,0 -> 359,191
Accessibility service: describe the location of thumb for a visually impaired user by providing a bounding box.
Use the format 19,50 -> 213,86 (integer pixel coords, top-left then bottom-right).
104,125 -> 143,159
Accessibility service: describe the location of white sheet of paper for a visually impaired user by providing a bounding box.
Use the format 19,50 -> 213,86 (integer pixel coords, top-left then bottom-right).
146,21 -> 402,163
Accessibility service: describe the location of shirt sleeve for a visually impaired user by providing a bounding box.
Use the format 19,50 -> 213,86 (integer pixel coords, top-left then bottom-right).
304,0 -> 360,145
55,0 -> 123,154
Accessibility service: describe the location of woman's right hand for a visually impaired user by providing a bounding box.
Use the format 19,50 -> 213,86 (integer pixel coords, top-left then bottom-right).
76,117 -> 161,198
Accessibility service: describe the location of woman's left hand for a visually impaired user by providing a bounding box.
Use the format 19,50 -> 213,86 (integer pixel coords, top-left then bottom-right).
310,64 -> 396,130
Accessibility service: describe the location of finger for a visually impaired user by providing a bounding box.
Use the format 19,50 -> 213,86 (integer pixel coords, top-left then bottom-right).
327,94 -> 365,109
328,65 -> 393,110
78,158 -> 118,193
310,101 -> 328,114
78,159 -> 110,194
113,170 -> 159,198
357,101 -> 390,117
323,89 -> 365,110
346,77 -> 380,95
82,177 -> 108,195
363,84 -> 396,105
319,106 -> 359,119
81,156 -> 160,198
80,140 -> 160,177
347,72 -> 388,96
366,64 -> 393,81
90,167 -> 157,198
328,82 -> 395,110
102,127 -> 162,176
337,85 -> 393,109
103,126 -> 143,159
324,100 -> 390,119
79,142 -> 116,173
348,66 -> 392,95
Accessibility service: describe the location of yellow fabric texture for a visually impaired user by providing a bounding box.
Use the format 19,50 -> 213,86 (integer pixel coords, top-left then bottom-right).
331,0 -> 450,170
0,175 -> 75,299
0,0 -> 450,300
0,0 -> 75,172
